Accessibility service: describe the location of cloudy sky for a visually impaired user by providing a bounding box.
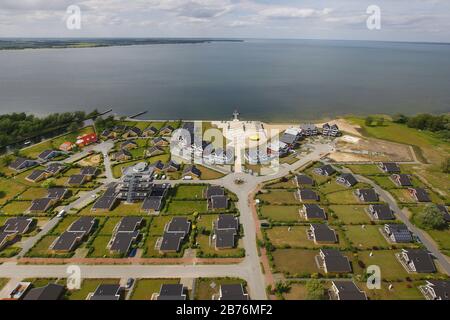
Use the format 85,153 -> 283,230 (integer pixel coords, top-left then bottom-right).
1,0 -> 449,42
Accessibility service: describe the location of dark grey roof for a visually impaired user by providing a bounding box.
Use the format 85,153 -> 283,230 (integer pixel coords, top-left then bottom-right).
3,217 -> 33,234
370,204 -> 394,220
110,231 -> 139,254
299,189 -> 319,201
183,165 -> 201,177
121,140 -> 138,148
142,196 -> 163,211
29,198 -> 53,211
149,184 -> 170,197
210,195 -> 229,209
163,160 -> 180,171
332,281 -> 367,300
393,174 -> 413,186
217,214 -> 238,231
150,160 -> 165,171
153,137 -> 168,144
337,173 -> 358,186
117,216 -> 143,232
206,185 -> 225,198
304,204 -> 327,220
147,146 -> 164,156
26,169 -> 46,181
315,164 -> 336,176
68,174 -> 86,185
128,126 -> 142,135
410,188 -> 431,202
23,283 -> 65,300
38,150 -> 58,160
381,162 -> 401,173
296,174 -> 314,186
51,231 -> 85,251
403,249 -> 436,273
80,166 -> 99,176
92,196 -> 117,210
69,217 -> 96,233
215,229 -> 237,248
47,188 -> 67,199
311,224 -> 337,243
437,205 -> 450,222
160,232 -> 184,252
114,149 -> 132,159
425,280 -> 450,300
160,125 -> 174,132
358,189 -> 379,202
220,284 -> 249,300
321,249 -> 352,273
280,133 -> 298,145
167,217 -> 190,235
9,157 -> 37,170
90,284 -> 122,300
157,284 -> 186,300
45,163 -> 65,174
144,126 -> 158,134
385,224 -> 413,243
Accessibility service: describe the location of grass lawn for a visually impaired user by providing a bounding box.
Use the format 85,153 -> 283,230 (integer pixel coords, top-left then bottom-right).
265,178 -> 295,189
343,225 -> 389,249
148,216 -> 175,236
17,187 -> 48,200
369,176 -> 397,190
319,180 -> 352,194
266,226 -> 344,249
97,217 -> 123,235
196,234 -> 244,258
326,190 -> 359,204
196,214 -> 218,231
166,200 -> 207,214
196,165 -> 225,180
359,281 -> 424,300
355,251 -> 410,280
51,216 -> 80,234
130,278 -> 179,300
304,168 -> 332,185
143,235 -> 184,258
112,160 -> 143,178
283,282 -> 308,300
173,185 -> 205,200
51,126 -> 94,149
26,235 -> 59,257
0,278 -> 9,291
87,235 -> 115,258
0,178 -> 27,205
257,190 -> 298,205
329,205 -> 372,224
427,229 -> 450,250
259,205 -> 302,223
0,200 -> 32,215
390,189 -> 416,203
345,164 -> 382,175
20,140 -> 54,159
67,279 -> 120,300
195,278 -> 246,300
272,249 -> 319,276
79,202 -> 146,216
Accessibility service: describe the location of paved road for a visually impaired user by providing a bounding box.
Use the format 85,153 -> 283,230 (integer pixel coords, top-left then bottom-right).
353,173 -> 450,275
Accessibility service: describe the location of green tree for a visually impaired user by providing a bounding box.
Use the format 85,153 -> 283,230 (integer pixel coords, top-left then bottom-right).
273,281 -> 291,297
365,116 -> 374,126
306,279 -> 326,300
41,178 -> 56,189
392,113 -> 408,124
415,204 -> 447,230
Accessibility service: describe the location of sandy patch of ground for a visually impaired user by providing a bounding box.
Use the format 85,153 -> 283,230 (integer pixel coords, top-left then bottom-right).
77,154 -> 102,167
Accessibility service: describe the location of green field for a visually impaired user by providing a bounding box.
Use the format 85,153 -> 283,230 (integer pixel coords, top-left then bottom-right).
329,205 -> 371,224
343,225 -> 389,249
257,190 -> 298,205
355,251 -> 410,280
265,226 -> 343,249
0,200 -> 32,215
259,205 -> 302,222
173,185 -> 205,200
360,281 -> 424,300
166,200 -> 207,214
67,279 -> 120,300
0,178 -> 27,205
326,190 -> 359,204
271,249 -> 319,276
195,278 -> 246,300
130,278 -> 179,300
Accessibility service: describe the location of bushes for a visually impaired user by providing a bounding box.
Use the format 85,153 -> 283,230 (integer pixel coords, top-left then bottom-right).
413,204 -> 448,230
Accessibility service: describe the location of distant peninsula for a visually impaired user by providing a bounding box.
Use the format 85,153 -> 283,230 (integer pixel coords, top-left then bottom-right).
0,38 -> 243,51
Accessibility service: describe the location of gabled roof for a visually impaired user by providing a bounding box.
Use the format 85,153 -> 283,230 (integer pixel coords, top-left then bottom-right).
26,169 -> 47,181
321,249 -> 352,273
90,284 -> 122,300
280,133 -> 298,145
114,149 -> 132,159
29,198 -> 53,212
92,195 -> 118,210
9,157 -> 37,170
127,126 -> 142,135
47,188 -> 68,200
2,217 -> 33,234
210,195 -> 228,209
304,204 -> 327,220
167,217 -> 190,235
219,284 -> 249,300
332,281 -> 367,300
215,229 -> 237,248
160,125 -> 174,132
121,140 -> 138,148
437,205 -> 450,222
314,164 -> 336,176
110,231 -> 139,254
45,163 -> 65,174
142,196 -> 163,211
160,232 -> 184,252
369,204 -> 395,220
299,189 -> 319,201
410,188 -> 431,202
358,188 -> 379,202
38,150 -> 58,160
147,146 -> 164,156
163,160 -> 180,171
385,224 -> 413,243
69,217 -> 96,233
117,216 -> 143,232
424,280 -> 450,300
150,160 -> 165,171
68,174 -> 86,185
183,165 -> 201,177
23,283 -> 65,300
402,249 -> 436,273
206,185 -> 225,198
51,231 -> 85,251
80,166 -> 99,176
152,137 -> 168,144
310,224 -> 337,243
217,214 -> 238,231
337,173 -> 358,186
380,162 -> 401,173
157,284 -> 186,300
296,174 -> 314,186
144,126 -> 158,134
392,174 -> 413,186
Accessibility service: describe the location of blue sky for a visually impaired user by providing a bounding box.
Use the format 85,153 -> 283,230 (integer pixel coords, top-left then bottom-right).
1,0 -> 449,42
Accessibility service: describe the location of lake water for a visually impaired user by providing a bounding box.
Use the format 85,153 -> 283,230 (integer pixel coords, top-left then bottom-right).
0,39 -> 449,122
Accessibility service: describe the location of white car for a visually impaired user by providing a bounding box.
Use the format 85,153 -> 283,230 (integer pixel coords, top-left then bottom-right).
57,210 -> 66,218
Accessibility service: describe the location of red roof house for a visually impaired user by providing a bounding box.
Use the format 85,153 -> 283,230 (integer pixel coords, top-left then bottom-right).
76,133 -> 98,147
